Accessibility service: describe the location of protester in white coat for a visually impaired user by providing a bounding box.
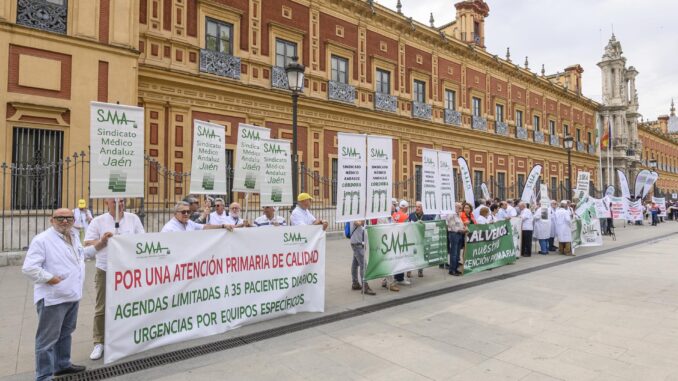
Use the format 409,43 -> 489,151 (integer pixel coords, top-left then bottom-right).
548,200 -> 558,251
533,206 -> 551,254
554,201 -> 574,256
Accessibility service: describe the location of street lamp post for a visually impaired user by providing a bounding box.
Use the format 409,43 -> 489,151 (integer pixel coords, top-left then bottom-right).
285,56 -> 306,208
564,135 -> 574,201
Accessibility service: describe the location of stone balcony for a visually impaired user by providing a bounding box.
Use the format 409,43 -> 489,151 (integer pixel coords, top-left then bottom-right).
534,131 -> 545,144
516,126 -> 528,140
199,49 -> 241,80
374,92 -> 397,113
328,81 -> 356,104
444,109 -> 461,126
495,121 -> 508,136
550,135 -> 560,147
412,101 -> 432,120
472,116 -> 487,131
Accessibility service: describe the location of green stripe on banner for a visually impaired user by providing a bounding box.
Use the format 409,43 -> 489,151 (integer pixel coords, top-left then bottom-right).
364,221 -> 447,281
464,219 -> 516,274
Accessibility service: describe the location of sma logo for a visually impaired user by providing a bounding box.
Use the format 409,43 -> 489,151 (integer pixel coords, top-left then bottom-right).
264,143 -> 285,154
97,109 -> 136,127
241,129 -> 261,140
370,148 -> 387,158
135,241 -> 171,257
197,126 -> 220,141
341,147 -> 361,159
380,232 -> 415,255
283,232 -> 308,244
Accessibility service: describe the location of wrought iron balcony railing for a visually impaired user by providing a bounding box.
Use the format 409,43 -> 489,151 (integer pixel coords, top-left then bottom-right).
412,101 -> 432,120
495,121 -> 508,136
328,81 -> 356,104
577,142 -> 585,152
550,135 -> 559,147
534,131 -> 545,144
472,116 -> 487,131
271,66 -> 289,90
516,126 -> 528,140
374,92 -> 397,113
444,109 -> 461,126
199,49 -> 241,80
17,0 -> 67,34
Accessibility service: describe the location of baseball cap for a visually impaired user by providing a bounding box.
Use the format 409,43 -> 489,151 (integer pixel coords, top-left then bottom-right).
399,200 -> 409,208
297,193 -> 313,202
77,199 -> 87,208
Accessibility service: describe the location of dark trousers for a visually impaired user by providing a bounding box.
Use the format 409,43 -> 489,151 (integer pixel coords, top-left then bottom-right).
448,231 -> 464,273
35,299 -> 79,381
548,237 -> 557,250
521,230 -> 533,256
394,273 -> 404,281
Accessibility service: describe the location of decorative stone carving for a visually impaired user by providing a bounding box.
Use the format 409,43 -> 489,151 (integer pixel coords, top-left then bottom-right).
472,116 -> 487,131
328,81 -> 355,104
200,49 -> 241,80
17,0 -> 67,34
374,92 -> 397,113
412,101 -> 431,120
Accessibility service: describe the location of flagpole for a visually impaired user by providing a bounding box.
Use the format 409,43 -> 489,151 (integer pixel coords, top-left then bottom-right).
596,113 -> 603,193
609,118 -> 614,190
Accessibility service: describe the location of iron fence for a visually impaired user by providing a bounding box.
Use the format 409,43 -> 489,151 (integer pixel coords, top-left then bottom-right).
1,151 -> 671,251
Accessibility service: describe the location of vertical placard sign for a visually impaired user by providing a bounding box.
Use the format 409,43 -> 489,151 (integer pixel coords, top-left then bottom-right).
336,133 -> 366,222
365,136 -> 392,220
259,138 -> 293,206
438,151 -> 455,215
575,171 -> 590,200
457,157 -> 475,206
190,120 -> 227,194
421,149 -> 440,214
90,102 -> 145,198
232,124 -> 270,192
520,164 -> 542,204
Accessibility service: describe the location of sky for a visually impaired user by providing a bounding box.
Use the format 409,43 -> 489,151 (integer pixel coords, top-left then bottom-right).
376,0 -> 678,120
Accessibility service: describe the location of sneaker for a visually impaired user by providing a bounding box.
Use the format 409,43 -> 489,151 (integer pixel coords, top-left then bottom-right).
352,282 -> 362,290
54,365 -> 87,376
418,269 -> 424,277
363,285 -> 376,295
389,284 -> 400,292
398,279 -> 411,286
89,344 -> 104,360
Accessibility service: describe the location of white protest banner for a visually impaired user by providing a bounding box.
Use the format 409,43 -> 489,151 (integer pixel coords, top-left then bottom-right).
652,196 -> 667,217
336,133 -> 366,222
233,124 -> 270,192
575,218 -> 603,247
259,139 -> 293,206
574,171 -> 590,200
366,136 -> 393,219
627,199 -> 643,222
520,164 -> 542,204
633,169 -> 651,198
672,193 -> 678,199
438,151 -> 455,214
575,195 -> 595,217
90,102 -> 145,197
457,157 -> 474,206
593,198 -> 611,218
617,170 -> 631,199
422,149 -> 441,214
609,196 -> 627,219
605,185 -> 615,198
510,217 -> 522,258
481,183 -> 491,200
641,171 -> 659,198
190,120 -> 226,194
539,184 -> 550,208
104,225 -> 325,364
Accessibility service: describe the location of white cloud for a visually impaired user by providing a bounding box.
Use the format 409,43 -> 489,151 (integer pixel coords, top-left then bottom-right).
376,0 -> 678,119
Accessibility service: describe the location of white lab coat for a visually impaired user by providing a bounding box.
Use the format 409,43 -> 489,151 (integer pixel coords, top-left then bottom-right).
549,207 -> 557,238
533,208 -> 551,240
554,208 -> 573,242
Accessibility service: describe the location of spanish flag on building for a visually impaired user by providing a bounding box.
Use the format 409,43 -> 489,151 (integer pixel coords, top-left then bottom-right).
600,119 -> 611,150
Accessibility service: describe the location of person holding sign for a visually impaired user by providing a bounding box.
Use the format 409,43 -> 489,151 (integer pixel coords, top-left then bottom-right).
254,206 -> 287,227
162,201 -> 233,232
518,202 -> 534,257
22,209 -> 112,380
223,202 -> 251,228
408,201 -> 435,278
84,198 -> 144,361
290,193 -> 328,230
209,198 -> 229,225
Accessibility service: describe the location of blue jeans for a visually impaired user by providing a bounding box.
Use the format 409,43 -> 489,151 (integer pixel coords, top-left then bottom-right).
448,231 -> 464,272
35,299 -> 79,381
548,237 -> 556,250
538,239 -> 549,253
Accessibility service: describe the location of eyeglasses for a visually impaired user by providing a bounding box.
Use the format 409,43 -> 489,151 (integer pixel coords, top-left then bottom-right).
216,204 -> 224,208
177,210 -> 191,215
54,216 -> 75,222
230,207 -> 240,210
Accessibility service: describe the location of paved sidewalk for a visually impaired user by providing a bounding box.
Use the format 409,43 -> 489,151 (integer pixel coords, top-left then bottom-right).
0,220 -> 676,380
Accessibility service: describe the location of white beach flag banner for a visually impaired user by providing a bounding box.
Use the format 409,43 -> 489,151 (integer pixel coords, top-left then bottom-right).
422,149 -> 441,214
232,124 -> 270,193
104,225 -> 325,364
90,102 -> 145,198
365,136 -> 393,220
641,171 -> 659,198
633,169 -> 651,198
190,120 -> 227,194
438,151 -> 455,215
259,139 -> 293,206
457,156 -> 474,206
481,183 -> 491,200
617,170 -> 631,199
520,164 -> 542,204
336,133 -> 367,222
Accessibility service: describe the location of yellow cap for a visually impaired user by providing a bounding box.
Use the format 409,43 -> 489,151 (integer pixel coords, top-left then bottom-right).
78,199 -> 87,208
297,193 -> 313,202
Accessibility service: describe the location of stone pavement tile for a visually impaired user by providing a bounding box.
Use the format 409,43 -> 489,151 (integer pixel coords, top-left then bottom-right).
449,358 -> 532,381
518,371 -> 564,381
534,331 -> 626,360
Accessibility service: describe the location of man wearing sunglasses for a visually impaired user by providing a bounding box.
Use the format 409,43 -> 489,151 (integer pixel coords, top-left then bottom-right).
83,198 -> 144,361
208,198 -> 229,225
22,208 -> 111,380
162,201 -> 234,232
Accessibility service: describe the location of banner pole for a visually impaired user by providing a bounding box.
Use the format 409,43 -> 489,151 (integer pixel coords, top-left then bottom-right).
244,192 -> 250,223
114,197 -> 120,235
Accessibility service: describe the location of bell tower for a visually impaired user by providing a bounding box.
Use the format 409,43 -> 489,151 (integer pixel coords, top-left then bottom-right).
454,1 -> 489,48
